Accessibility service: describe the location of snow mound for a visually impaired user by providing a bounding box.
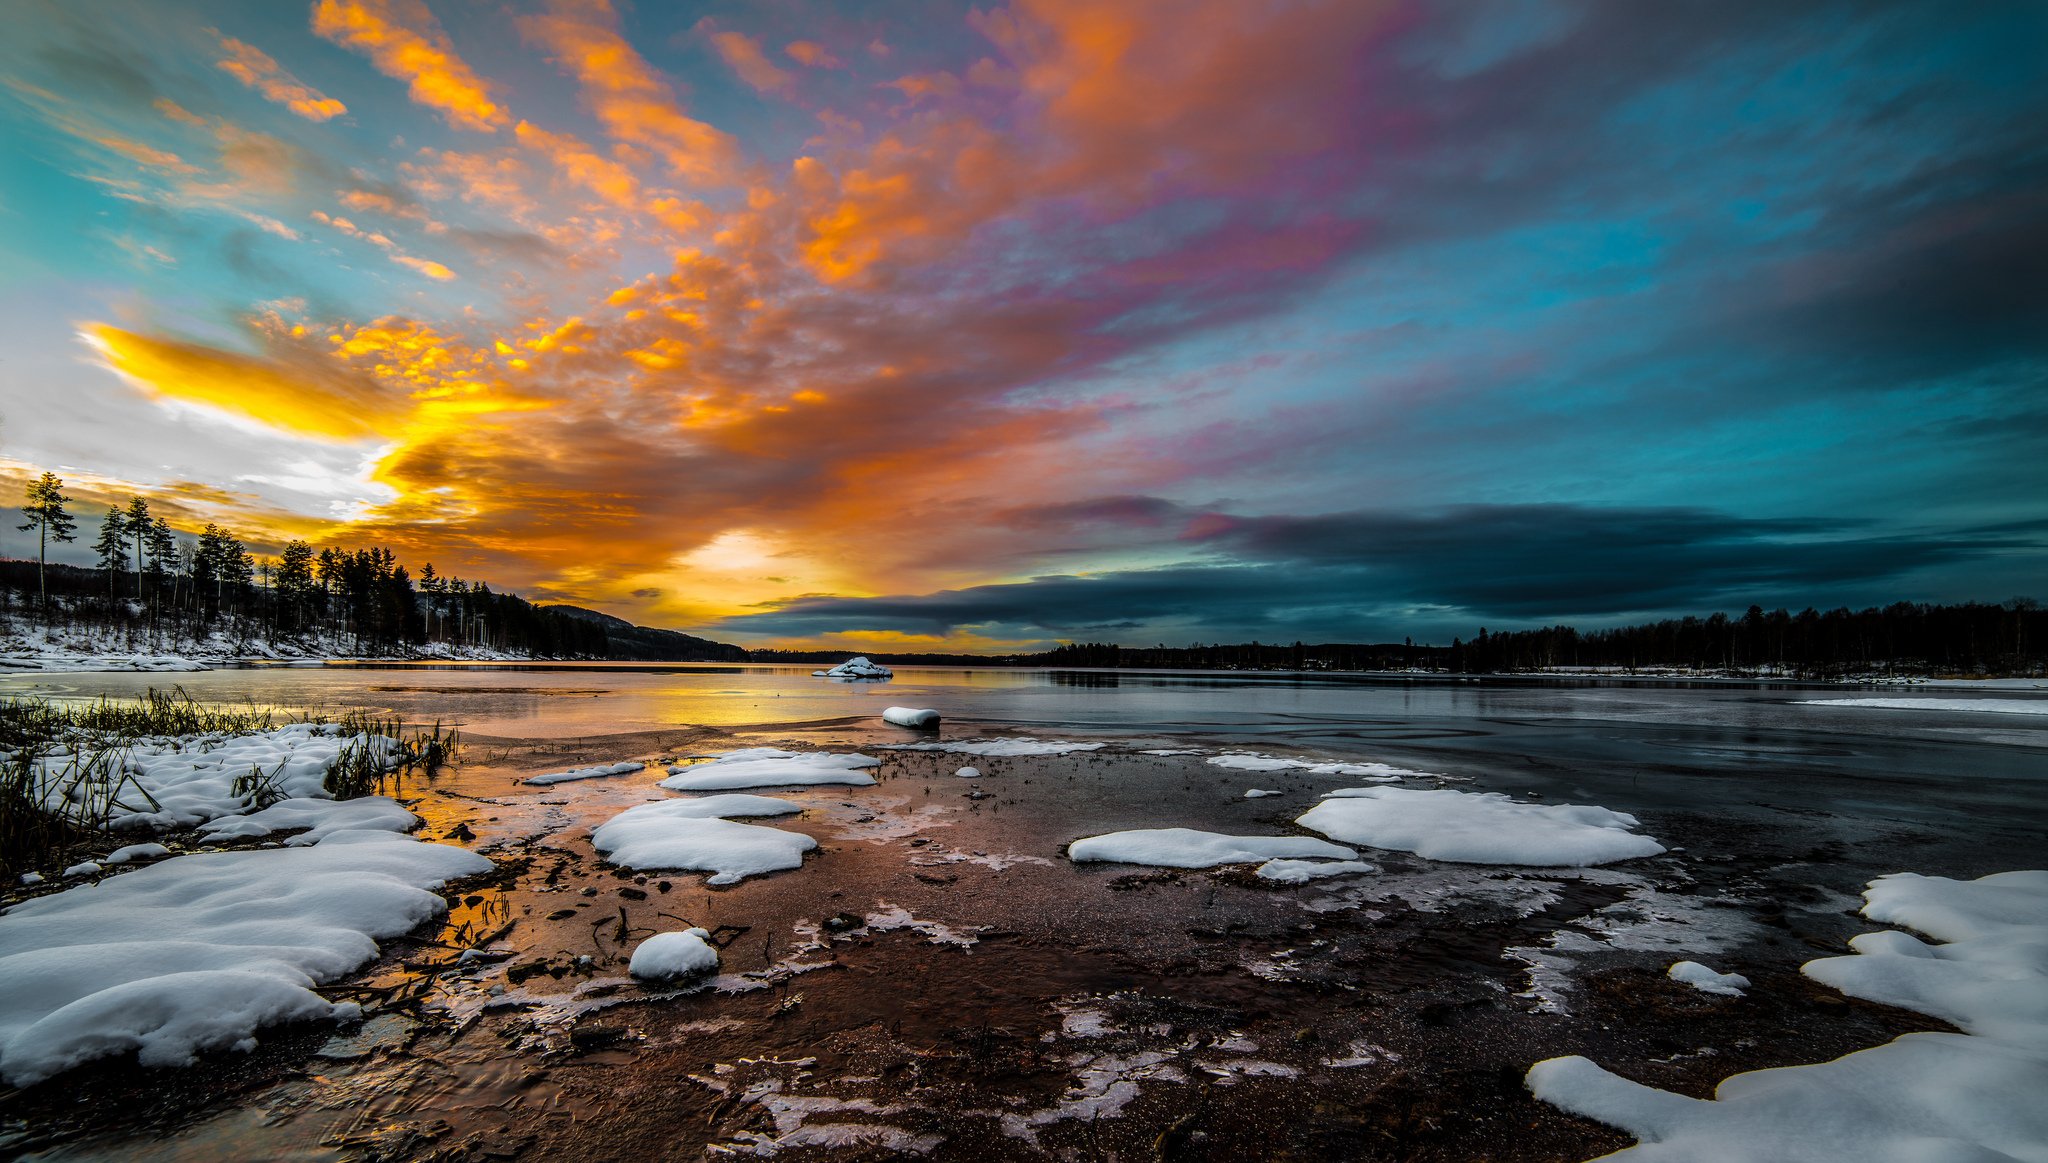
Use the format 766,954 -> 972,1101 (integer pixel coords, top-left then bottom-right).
1668,960 -> 1749,996
1256,859 -> 1378,883
1298,787 -> 1664,867
630,928 -> 719,980
882,706 -> 940,728
1807,698 -> 2048,716
956,766 -> 981,779
593,798 -> 815,885
0,832 -> 490,1086
660,749 -> 879,791
1068,828 -> 1356,869
1243,789 -> 1282,798
199,796 -> 417,845
813,656 -> 892,679
102,843 -> 170,865
1529,869 -> 2048,1161
524,761 -> 645,786
880,739 -> 1106,757
1208,754 -> 1419,779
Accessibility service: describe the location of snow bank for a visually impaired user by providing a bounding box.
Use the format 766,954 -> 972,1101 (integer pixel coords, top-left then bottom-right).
199,796 -> 416,845
660,749 -> 879,791
812,656 -> 892,679
1298,787 -> 1664,867
630,928 -> 720,981
1529,869 -> 2048,1161
0,830 -> 490,1086
880,739 -> 1107,757
1256,859 -> 1378,883
1668,960 -> 1749,996
524,760 -> 645,786
881,706 -> 940,729
592,796 -> 814,885
1806,698 -> 2048,717
1068,828 -> 1356,869
1208,754 -> 1418,779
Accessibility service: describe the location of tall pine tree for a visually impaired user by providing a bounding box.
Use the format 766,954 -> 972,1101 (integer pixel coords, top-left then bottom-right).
124,496 -> 151,599
91,506 -> 129,602
17,472 -> 78,611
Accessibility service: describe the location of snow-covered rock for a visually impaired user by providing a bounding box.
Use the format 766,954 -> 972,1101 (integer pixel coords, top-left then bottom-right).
1668,960 -> 1749,996
879,739 -> 1107,757
1530,869 -> 2048,1161
1067,828 -> 1356,869
630,928 -> 720,981
592,795 -> 814,885
524,760 -> 645,786
660,749 -> 879,791
1297,787 -> 1664,867
956,766 -> 982,779
0,830 -> 491,1086
882,706 -> 940,729
813,656 -> 893,679
1255,859 -> 1378,883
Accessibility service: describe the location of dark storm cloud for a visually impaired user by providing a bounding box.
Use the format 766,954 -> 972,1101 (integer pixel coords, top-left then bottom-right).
719,503 -> 2039,639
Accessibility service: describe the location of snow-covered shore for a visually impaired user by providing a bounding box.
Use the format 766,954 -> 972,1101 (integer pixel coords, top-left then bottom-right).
0,621 -> 539,673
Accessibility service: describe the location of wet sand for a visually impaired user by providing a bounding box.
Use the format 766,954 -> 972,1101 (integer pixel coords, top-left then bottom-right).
4,713 -> 2030,1161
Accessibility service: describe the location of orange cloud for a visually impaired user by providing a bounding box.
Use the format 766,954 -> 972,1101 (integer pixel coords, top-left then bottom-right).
700,21 -> 793,93
520,0 -> 737,185
784,41 -> 841,69
213,34 -> 348,122
86,324 -> 401,441
311,0 -> 508,132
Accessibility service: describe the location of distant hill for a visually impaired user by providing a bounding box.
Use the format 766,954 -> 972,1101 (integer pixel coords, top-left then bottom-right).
537,604 -> 749,662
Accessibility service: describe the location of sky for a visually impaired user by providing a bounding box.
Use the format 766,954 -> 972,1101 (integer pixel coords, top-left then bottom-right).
1,0 -> 2044,651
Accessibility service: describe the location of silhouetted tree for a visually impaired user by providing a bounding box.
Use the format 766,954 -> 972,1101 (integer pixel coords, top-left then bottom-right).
91,506 -> 129,603
17,472 -> 77,610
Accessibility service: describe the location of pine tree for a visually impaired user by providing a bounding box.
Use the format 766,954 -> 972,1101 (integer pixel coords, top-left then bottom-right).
17,472 -> 78,611
91,506 -> 129,602
124,496 -> 151,599
146,518 -> 177,608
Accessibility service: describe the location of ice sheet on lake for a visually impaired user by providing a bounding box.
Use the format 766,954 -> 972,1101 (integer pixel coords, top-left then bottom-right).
0,831 -> 490,1086
1806,697 -> 2048,716
879,739 -> 1107,757
661,749 -> 879,791
1530,869 -> 2048,1162
1068,827 -> 1356,869
1299,787 -> 1664,866
592,796 -> 814,884
524,760 -> 645,786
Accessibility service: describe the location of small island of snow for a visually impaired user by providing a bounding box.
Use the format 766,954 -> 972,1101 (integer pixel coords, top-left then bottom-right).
813,656 -> 893,679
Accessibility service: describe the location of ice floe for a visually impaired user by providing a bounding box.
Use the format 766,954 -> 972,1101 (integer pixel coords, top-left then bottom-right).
881,706 -> 940,728
630,928 -> 720,981
812,656 -> 892,679
1298,787 -> 1664,866
592,796 -> 814,884
1668,960 -> 1749,996
879,739 -> 1106,757
1255,858 -> 1378,883
661,749 -> 879,791
0,829 -> 490,1086
1068,827 -> 1356,869
1207,753 -> 1420,779
523,760 -> 645,786
1806,697 -> 2048,716
1530,869 -> 2048,1162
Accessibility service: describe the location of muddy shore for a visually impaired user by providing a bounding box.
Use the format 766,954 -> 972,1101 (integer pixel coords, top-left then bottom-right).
1,716 -> 2003,1161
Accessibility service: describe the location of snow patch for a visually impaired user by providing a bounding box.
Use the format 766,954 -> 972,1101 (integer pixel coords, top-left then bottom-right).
593,797 -> 814,885
1806,697 -> 2048,716
1299,786 -> 1664,866
631,928 -> 720,981
812,656 -> 892,679
880,739 -> 1107,757
1668,960 -> 1749,996
524,760 -> 644,786
661,750 -> 879,791
1255,858 -> 1378,883
881,706 -> 939,729
198,795 -> 416,845
1068,827 -> 1356,869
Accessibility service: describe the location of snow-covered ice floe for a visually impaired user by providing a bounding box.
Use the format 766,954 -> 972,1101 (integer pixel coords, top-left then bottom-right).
879,739 -> 1107,757
15,723 -> 402,833
881,706 -> 940,729
812,656 -> 892,679
524,760 -> 645,786
1805,697 -> 2048,717
1668,960 -> 1749,997
1530,869 -> 2048,1161
1255,858 -> 1378,883
1207,753 -> 1421,779
1298,787 -> 1664,867
592,795 -> 814,885
660,748 -> 879,791
1067,828 -> 1357,869
630,928 -> 720,981
0,826 -> 490,1086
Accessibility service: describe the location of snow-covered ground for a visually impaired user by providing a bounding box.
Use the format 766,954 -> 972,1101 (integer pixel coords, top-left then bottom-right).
661,748 -> 879,791
0,617 -> 537,672
1297,786 -> 1666,866
1530,869 -> 2048,1161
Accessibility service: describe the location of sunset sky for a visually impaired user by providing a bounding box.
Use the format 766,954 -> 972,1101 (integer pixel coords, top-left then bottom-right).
2,0 -> 2044,649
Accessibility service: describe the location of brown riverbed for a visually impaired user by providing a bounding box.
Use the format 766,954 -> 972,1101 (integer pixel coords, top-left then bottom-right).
1,718 -> 1963,1161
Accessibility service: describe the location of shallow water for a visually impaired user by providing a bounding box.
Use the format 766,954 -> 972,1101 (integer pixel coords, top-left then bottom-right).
5,667 -> 2045,1160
